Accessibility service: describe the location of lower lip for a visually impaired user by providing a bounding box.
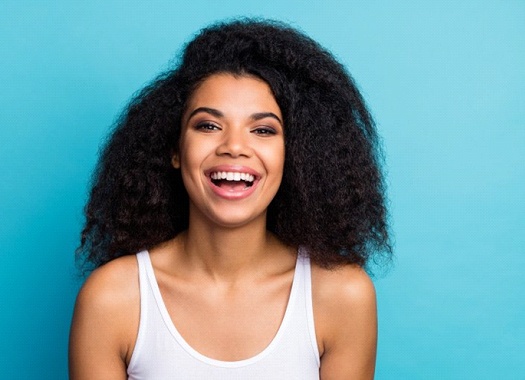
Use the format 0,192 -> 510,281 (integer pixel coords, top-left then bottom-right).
207,177 -> 259,200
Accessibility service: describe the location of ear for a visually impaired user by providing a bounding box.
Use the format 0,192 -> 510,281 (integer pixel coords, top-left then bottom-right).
171,152 -> 180,169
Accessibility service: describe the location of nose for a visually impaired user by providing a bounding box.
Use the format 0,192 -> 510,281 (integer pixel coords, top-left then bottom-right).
216,128 -> 252,158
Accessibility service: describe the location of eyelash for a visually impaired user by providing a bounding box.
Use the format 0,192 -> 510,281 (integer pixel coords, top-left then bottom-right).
195,122 -> 220,131
194,123 -> 277,136
252,127 -> 277,136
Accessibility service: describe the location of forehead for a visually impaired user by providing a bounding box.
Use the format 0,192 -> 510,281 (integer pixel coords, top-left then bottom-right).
185,73 -> 281,115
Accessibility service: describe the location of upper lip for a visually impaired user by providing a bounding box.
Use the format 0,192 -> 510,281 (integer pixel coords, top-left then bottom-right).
204,165 -> 260,180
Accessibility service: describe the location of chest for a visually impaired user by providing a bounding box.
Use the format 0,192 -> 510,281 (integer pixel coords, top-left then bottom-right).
127,252 -> 321,379
157,272 -> 294,361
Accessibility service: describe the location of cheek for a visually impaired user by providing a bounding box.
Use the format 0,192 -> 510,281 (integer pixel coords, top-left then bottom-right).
177,141 -> 199,183
178,137 -> 202,168
275,141 -> 286,166
177,137 -> 215,189
264,143 -> 285,177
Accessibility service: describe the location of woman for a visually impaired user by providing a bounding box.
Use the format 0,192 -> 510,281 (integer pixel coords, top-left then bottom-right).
69,19 -> 391,379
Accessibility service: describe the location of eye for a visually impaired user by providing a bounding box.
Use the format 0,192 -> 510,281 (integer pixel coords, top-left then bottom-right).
195,122 -> 220,132
252,126 -> 277,136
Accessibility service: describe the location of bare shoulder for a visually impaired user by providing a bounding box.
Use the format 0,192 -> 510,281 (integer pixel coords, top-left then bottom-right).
69,255 -> 139,379
311,263 -> 377,380
74,255 -> 140,322
312,263 -> 376,312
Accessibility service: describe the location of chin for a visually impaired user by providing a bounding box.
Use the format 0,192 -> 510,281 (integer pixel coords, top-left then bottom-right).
212,214 -> 265,229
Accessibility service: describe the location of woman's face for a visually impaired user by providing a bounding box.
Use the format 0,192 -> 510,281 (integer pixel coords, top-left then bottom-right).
173,73 -> 285,228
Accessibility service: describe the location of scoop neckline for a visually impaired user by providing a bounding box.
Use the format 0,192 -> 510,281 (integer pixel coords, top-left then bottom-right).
141,249 -> 301,368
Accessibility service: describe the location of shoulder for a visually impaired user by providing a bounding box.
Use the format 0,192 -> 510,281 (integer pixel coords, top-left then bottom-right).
311,263 -> 377,379
70,254 -> 140,371
311,263 -> 376,319
76,254 -> 139,311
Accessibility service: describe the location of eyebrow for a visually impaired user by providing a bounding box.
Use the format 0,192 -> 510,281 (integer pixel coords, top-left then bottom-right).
251,112 -> 283,125
186,107 -> 223,122
186,107 -> 283,126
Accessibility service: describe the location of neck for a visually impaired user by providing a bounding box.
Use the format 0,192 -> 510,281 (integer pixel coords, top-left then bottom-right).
179,213 -> 277,281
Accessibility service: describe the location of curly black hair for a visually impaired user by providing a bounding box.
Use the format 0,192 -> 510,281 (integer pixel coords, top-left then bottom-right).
78,18 -> 392,272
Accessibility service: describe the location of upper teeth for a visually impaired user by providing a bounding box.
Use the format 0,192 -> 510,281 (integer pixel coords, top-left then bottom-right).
211,171 -> 255,182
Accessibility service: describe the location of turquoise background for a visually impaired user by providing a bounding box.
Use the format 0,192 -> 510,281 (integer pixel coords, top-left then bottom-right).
1,1 -> 524,379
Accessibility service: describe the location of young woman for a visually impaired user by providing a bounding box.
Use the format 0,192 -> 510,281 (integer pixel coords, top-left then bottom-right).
69,19 -> 391,379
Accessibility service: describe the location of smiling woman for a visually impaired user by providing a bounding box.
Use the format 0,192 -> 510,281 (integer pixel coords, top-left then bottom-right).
70,19 -> 391,380
173,74 -> 285,226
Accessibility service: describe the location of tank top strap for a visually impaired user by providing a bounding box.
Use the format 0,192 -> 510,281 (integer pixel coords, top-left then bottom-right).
297,247 -> 321,366
127,250 -> 154,373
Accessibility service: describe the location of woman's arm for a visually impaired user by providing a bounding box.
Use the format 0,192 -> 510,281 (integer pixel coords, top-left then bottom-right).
69,257 -> 139,380
313,265 -> 378,380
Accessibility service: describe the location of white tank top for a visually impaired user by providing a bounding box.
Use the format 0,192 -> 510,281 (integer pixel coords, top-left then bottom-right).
127,249 -> 320,379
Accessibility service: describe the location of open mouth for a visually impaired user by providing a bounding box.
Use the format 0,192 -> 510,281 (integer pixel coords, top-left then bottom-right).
210,171 -> 255,191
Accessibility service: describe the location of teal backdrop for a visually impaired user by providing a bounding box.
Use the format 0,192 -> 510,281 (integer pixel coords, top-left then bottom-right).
1,1 -> 524,379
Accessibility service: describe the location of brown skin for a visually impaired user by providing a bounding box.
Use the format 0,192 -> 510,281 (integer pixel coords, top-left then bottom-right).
69,74 -> 377,379
69,237 -> 377,379
313,262 -> 377,379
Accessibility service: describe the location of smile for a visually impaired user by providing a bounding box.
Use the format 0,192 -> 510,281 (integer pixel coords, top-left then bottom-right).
210,171 -> 255,190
